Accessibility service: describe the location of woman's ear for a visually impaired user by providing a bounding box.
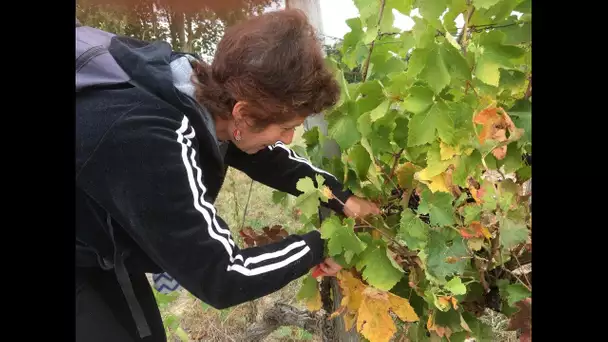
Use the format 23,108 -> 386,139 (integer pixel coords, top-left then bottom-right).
232,101 -> 257,130
232,101 -> 246,122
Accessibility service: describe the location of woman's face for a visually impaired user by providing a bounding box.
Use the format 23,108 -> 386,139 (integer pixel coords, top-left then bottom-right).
232,103 -> 305,154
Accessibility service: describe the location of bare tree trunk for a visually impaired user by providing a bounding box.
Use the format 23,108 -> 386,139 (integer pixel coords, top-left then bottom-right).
285,0 -> 341,161
314,212 -> 360,342
167,8 -> 186,51
166,9 -> 177,50
329,278 -> 361,341
319,278 -> 334,342
185,13 -> 195,53
175,10 -> 186,51
151,5 -> 158,39
285,0 -> 324,33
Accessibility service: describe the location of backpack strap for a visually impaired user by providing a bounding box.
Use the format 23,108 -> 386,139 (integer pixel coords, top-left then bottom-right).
106,215 -> 152,338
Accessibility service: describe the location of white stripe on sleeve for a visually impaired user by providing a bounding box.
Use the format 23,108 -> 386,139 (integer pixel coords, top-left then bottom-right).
268,141 -> 337,180
176,116 -> 312,276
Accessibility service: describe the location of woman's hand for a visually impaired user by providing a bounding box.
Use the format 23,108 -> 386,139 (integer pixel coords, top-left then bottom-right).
342,195 -> 381,219
311,197 -> 379,278
311,257 -> 343,277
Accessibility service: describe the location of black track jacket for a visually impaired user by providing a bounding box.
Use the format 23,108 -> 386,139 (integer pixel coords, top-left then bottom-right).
75,35 -> 353,309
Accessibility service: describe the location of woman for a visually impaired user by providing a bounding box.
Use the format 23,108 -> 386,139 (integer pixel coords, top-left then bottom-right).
75,9 -> 380,342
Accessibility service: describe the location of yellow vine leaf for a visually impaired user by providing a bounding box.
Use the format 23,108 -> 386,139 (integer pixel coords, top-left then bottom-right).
416,168 -> 451,194
371,230 -> 382,239
395,162 -> 420,191
440,142 -> 461,160
335,271 -> 419,342
469,186 -> 482,204
387,291 -> 419,323
335,271 -> 365,330
416,168 -> 434,182
357,287 -> 419,342
434,296 -> 452,312
467,237 -> 484,251
322,185 -> 334,200
343,311 -> 357,332
427,174 -> 450,193
305,290 -> 322,312
357,289 -> 396,342
451,297 -> 459,310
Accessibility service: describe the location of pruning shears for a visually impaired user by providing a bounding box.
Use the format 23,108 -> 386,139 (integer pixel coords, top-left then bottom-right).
311,264 -> 326,278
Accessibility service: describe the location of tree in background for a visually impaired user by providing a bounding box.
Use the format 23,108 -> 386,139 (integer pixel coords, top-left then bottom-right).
77,0 -> 281,58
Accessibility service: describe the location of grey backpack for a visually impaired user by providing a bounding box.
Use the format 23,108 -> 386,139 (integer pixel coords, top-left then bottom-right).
76,18 -> 131,92
75,18 -> 151,338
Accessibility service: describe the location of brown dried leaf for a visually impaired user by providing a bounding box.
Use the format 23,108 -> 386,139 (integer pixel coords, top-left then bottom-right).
474,107 -> 524,160
506,298 -> 532,341
459,221 -> 492,239
427,311 -> 453,339
238,225 -> 288,247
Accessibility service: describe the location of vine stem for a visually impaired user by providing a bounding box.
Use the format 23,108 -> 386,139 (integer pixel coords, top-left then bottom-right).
465,79 -> 480,98
458,1 -> 475,53
361,0 -> 387,81
384,148 -> 404,186
474,257 -> 490,293
376,159 -> 400,194
512,253 -> 531,288
461,2 -> 478,96
502,267 -> 532,292
382,194 -> 406,214
490,229 -> 501,265
240,179 -> 255,229
524,74 -> 532,99
240,178 -> 258,323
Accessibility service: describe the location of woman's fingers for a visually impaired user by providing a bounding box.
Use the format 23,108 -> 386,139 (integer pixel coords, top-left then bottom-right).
311,258 -> 343,278
321,258 -> 342,275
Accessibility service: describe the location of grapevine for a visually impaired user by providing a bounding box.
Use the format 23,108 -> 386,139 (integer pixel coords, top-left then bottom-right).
289,0 -> 532,341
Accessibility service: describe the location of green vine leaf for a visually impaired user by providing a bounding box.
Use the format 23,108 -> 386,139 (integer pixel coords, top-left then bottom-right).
295,1 -> 532,340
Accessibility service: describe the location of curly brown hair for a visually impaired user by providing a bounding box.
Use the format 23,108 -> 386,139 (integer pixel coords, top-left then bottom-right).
191,9 -> 340,130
